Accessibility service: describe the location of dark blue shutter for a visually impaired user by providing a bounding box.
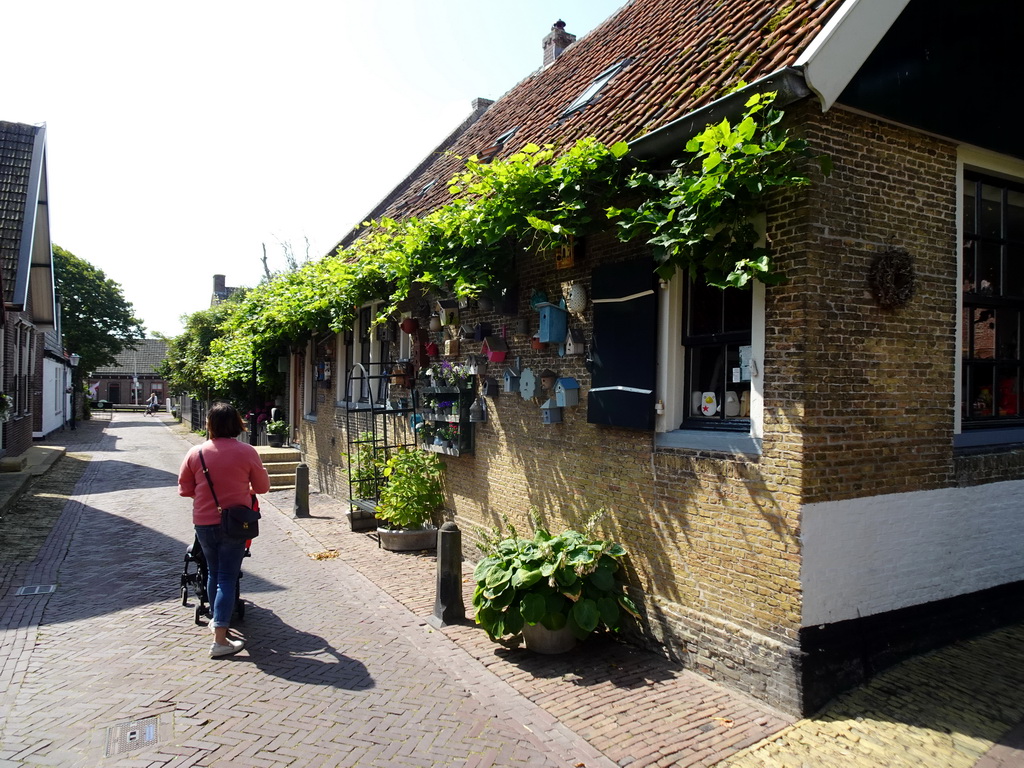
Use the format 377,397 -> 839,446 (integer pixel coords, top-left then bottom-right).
587,259 -> 657,429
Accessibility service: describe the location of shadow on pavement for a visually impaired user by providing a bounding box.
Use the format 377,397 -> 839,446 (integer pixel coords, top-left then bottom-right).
241,603 -> 376,690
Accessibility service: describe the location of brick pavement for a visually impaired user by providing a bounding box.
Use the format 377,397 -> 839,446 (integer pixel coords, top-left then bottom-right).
2,413 -> 1023,767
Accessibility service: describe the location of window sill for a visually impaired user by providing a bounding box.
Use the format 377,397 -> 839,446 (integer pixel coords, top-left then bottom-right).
303,414 -> 318,423
954,427 -> 1024,451
655,429 -> 762,456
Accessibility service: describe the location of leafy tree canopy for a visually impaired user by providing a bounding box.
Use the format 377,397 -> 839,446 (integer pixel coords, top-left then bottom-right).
53,245 -> 145,374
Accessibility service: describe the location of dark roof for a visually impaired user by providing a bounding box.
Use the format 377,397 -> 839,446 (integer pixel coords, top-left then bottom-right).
92,339 -> 169,376
355,0 -> 844,225
0,121 -> 38,306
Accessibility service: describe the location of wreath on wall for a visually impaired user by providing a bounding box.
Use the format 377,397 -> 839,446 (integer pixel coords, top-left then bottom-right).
868,247 -> 916,309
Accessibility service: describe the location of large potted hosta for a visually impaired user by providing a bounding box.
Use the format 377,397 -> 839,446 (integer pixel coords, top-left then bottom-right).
473,517 -> 639,653
375,448 -> 445,551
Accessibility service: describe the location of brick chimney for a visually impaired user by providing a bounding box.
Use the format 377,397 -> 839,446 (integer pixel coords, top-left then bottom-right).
213,274 -> 226,296
542,20 -> 576,67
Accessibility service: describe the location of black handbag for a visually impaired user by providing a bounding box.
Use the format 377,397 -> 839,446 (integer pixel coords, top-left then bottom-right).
198,449 -> 261,540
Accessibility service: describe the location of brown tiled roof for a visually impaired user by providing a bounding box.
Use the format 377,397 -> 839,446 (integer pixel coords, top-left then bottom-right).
0,121 -> 38,306
360,0 -> 843,226
92,339 -> 169,376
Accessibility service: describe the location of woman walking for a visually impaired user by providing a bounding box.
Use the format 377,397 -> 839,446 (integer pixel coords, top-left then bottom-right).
178,402 -> 270,657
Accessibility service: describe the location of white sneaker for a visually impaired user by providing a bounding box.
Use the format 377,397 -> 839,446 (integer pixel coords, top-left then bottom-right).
210,639 -> 244,658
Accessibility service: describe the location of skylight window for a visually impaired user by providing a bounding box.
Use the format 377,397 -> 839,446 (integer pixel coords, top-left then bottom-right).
562,60 -> 629,117
478,127 -> 520,162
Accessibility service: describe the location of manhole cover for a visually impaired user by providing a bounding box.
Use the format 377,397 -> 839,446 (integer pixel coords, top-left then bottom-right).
15,585 -> 55,596
105,716 -> 160,757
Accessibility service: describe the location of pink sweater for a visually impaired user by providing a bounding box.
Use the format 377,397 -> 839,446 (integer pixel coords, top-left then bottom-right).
178,439 -> 271,526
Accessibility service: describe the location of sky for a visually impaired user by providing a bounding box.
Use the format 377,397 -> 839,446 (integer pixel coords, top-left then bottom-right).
5,1 -> 626,338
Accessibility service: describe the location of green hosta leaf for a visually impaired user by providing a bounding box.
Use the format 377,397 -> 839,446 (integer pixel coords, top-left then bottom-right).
597,597 -> 621,629
571,598 -> 600,633
511,567 -> 543,589
618,593 -> 641,618
588,565 -> 615,591
540,610 -> 567,631
520,592 -> 547,624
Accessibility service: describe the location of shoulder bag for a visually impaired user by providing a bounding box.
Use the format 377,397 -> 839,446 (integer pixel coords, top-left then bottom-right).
198,449 -> 261,540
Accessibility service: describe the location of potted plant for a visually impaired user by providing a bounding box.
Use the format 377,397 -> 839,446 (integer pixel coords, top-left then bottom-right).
375,448 -> 446,551
265,419 -> 289,447
472,514 -> 640,654
0,392 -> 11,422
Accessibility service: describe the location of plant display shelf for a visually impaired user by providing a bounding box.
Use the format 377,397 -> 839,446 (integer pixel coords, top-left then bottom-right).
417,384 -> 474,456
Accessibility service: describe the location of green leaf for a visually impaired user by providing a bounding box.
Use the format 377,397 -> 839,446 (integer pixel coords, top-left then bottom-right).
571,598 -> 600,633
520,592 -> 547,624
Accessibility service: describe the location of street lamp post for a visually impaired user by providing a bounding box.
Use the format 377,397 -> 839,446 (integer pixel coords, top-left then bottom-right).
69,353 -> 80,430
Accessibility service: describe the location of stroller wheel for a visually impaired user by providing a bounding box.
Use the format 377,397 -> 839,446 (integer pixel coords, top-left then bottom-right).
236,600 -> 245,620
181,585 -> 189,607
194,604 -> 205,626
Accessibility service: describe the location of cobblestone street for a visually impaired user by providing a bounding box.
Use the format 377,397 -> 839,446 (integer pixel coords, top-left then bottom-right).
0,413 -> 1022,767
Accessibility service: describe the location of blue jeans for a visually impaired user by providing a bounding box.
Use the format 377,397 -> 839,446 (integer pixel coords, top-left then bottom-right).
195,524 -> 247,628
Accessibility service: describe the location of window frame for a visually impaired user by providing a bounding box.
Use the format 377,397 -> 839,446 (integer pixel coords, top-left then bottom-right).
654,215 -> 766,455
955,146 -> 1024,448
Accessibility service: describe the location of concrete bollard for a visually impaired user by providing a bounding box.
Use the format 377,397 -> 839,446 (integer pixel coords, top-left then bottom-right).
293,463 -> 309,518
427,521 -> 466,629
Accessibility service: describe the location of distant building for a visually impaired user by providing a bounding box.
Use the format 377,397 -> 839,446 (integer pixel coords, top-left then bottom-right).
211,274 -> 237,306
90,339 -> 169,406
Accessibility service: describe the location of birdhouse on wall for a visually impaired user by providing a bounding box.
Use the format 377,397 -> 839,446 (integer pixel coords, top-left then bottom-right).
444,337 -> 460,356
464,353 -> 488,376
473,323 -> 492,342
483,376 -> 500,397
435,299 -> 459,327
565,328 -> 585,356
481,335 -> 508,363
536,302 -> 568,344
554,377 -> 580,407
503,367 -> 521,393
540,398 -> 563,424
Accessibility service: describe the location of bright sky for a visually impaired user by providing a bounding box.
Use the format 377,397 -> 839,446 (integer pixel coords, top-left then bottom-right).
5,1 -> 625,338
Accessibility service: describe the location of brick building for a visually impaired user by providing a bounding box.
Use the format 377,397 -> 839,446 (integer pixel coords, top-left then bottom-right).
90,339 -> 169,407
0,121 -> 67,456
288,0 -> 1022,714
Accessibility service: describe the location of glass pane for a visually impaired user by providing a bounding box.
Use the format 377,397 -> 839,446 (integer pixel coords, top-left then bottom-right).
1008,189 -> 1024,242
687,280 -> 722,336
968,366 -> 995,417
963,180 -> 977,235
688,345 -> 726,417
723,286 -> 752,333
969,306 -> 996,359
980,184 -> 1003,239
978,240 -> 1001,295
963,239 -> 977,293
995,308 -> 1020,359
996,368 -> 1020,417
1006,242 -> 1024,297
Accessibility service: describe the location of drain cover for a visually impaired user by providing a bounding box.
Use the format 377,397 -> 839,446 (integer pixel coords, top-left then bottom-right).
105,717 -> 160,757
15,585 -> 55,596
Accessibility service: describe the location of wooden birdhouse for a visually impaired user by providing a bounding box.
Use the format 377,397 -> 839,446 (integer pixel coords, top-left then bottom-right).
444,338 -> 460,356
435,299 -> 459,327
473,323 -> 492,341
565,328 -> 585,356
483,376 -> 500,397
481,335 -> 508,363
464,354 -> 488,376
554,378 -> 580,407
503,367 -> 521,393
540,398 -> 563,424
536,302 -> 568,344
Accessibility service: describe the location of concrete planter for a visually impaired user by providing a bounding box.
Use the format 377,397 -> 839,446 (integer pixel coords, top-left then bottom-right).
522,622 -> 576,654
377,525 -> 438,552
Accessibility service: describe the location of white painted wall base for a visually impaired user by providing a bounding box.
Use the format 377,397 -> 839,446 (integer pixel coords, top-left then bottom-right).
802,480 -> 1024,626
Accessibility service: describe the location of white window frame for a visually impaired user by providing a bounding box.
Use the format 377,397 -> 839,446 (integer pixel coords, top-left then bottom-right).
654,215 -> 766,455
955,145 -> 1024,448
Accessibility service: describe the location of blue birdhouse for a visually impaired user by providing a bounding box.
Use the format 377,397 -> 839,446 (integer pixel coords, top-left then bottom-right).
540,398 -> 563,424
503,367 -> 521,393
536,302 -> 568,344
554,377 -> 580,407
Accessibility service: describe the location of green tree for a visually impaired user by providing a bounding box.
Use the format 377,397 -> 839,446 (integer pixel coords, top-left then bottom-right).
53,245 -> 145,374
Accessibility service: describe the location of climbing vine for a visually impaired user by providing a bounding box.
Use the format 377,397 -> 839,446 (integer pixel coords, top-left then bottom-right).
182,91 -> 825,391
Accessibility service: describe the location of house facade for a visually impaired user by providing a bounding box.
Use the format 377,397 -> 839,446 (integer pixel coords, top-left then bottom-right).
90,338 -> 169,406
288,0 -> 1022,714
0,121 -> 67,455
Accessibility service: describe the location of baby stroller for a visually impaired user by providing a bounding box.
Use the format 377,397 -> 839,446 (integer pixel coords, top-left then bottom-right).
180,536 -> 250,625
